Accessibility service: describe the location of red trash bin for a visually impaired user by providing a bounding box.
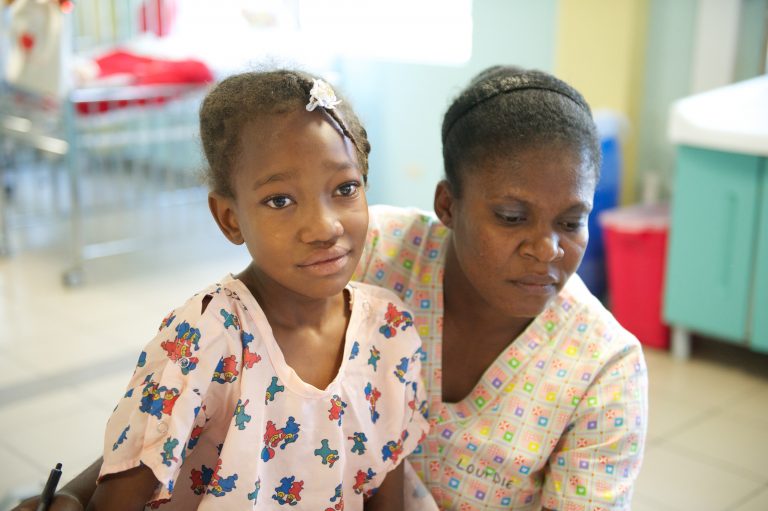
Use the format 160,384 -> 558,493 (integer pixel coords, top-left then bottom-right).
599,204 -> 670,350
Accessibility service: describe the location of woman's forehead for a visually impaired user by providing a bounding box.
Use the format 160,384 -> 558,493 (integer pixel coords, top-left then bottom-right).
460,148 -> 595,206
469,145 -> 594,182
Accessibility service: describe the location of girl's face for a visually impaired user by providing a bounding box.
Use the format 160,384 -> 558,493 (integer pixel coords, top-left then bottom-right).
210,109 -> 368,301
436,143 -> 596,319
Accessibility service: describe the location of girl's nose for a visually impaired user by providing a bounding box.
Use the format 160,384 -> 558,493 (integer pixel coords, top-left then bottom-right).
299,203 -> 344,244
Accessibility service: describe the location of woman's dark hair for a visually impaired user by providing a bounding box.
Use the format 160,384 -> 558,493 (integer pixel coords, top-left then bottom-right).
200,69 -> 371,197
442,65 -> 601,196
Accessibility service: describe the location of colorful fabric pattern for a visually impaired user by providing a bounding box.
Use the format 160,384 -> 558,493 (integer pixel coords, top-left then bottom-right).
100,277 -> 428,510
355,206 -> 648,511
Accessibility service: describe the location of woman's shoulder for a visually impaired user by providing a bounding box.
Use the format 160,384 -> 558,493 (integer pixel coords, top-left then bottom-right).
368,205 -> 446,239
557,274 -> 642,352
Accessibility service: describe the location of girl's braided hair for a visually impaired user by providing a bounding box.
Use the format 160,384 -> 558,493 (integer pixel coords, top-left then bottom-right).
200,69 -> 371,197
442,65 -> 601,196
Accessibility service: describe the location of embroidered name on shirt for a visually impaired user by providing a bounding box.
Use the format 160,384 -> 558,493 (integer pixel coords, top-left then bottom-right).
456,458 -> 515,489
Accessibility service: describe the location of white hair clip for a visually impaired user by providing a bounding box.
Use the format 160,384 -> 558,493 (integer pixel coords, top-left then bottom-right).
306,78 -> 342,111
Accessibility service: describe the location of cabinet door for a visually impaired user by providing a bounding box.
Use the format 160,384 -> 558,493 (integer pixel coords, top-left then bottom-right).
664,146 -> 761,342
751,158 -> 768,352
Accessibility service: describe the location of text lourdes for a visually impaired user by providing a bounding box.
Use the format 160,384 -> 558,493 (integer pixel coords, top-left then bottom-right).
456,459 -> 515,489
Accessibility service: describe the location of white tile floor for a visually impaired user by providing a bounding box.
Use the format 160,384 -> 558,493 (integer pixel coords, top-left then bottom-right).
1,198 -> 768,510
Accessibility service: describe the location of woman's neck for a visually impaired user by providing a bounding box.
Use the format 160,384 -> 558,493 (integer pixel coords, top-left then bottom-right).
236,264 -> 346,330
442,238 -> 533,344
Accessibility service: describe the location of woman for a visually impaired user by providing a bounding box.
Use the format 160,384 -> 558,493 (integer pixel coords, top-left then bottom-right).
15,66 -> 647,511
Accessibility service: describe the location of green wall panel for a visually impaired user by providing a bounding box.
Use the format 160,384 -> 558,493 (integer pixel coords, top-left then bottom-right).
337,0 -> 558,210
664,146 -> 762,341
636,0 -> 698,200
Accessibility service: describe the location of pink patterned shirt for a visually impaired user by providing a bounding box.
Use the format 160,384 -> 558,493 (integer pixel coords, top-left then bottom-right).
355,206 -> 648,511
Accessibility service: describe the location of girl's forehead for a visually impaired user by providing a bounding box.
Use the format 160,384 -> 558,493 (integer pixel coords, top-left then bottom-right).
235,110 -> 358,180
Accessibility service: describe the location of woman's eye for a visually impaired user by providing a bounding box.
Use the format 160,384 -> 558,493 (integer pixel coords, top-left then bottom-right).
335,182 -> 361,197
561,220 -> 586,232
264,195 -> 294,209
496,212 -> 525,224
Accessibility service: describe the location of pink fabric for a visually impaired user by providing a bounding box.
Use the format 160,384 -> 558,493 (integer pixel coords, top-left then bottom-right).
100,277 -> 428,510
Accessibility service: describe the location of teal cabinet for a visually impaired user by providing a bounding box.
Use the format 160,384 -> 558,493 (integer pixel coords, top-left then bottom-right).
751,164 -> 768,352
664,147 -> 763,344
664,76 -> 768,357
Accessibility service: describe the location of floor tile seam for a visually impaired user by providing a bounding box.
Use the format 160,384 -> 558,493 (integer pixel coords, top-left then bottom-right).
0,351 -> 138,408
722,381 -> 768,406
725,481 -> 768,511
649,386 -> 762,412
0,437 -> 48,473
660,399 -> 768,439
630,490 -> 684,511
647,405 -> 724,445
662,442 -> 768,484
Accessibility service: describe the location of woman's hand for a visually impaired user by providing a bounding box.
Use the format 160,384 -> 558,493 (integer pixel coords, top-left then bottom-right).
11,491 -> 84,511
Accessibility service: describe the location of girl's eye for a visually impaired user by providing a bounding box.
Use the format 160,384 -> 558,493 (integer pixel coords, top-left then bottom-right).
335,181 -> 361,197
264,195 -> 294,209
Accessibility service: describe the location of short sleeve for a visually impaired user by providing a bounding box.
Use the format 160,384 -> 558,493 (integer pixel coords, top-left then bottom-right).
99,293 -> 232,497
379,303 -> 430,476
395,335 -> 430,468
541,341 -> 648,510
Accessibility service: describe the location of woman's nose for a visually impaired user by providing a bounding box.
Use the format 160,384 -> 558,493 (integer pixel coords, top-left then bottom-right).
521,230 -> 564,262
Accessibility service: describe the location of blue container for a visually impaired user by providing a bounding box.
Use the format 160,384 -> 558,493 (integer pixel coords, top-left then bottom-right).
577,111 -> 623,300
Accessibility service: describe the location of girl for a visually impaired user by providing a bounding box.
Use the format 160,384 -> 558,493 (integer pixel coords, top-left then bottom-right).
88,70 -> 428,510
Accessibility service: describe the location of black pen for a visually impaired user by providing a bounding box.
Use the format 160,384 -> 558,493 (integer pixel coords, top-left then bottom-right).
36,462 -> 62,511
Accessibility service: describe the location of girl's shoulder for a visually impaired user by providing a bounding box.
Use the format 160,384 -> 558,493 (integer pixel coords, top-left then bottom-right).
350,281 -> 413,316
348,282 -> 421,353
153,277 -> 258,347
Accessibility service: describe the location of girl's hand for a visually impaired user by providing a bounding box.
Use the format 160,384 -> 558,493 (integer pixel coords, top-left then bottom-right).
87,465 -> 158,511
365,462 -> 404,511
11,492 -> 84,511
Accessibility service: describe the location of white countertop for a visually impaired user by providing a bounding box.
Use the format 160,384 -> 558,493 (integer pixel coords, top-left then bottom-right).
669,75 -> 768,156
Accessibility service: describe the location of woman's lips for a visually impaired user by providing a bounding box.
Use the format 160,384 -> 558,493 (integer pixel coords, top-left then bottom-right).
509,275 -> 558,295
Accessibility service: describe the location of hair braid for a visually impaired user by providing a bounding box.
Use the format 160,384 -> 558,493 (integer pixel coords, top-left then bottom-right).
287,72 -> 371,178
199,69 -> 371,197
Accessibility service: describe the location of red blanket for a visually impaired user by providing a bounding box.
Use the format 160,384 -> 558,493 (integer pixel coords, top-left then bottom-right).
76,50 -> 213,115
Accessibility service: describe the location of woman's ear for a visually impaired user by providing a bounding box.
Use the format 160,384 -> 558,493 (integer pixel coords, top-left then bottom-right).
433,179 -> 455,228
208,192 -> 245,245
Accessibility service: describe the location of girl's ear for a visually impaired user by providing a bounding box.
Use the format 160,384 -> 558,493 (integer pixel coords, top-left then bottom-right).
433,180 -> 456,228
208,192 -> 245,245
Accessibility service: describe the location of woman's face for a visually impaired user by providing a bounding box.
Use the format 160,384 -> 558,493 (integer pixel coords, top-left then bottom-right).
436,143 -> 597,319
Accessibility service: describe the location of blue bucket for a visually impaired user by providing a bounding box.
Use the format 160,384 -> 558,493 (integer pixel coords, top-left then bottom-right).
577,111 -> 624,300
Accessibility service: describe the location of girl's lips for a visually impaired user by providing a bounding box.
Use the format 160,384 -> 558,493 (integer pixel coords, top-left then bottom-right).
298,247 -> 351,267
297,251 -> 351,277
